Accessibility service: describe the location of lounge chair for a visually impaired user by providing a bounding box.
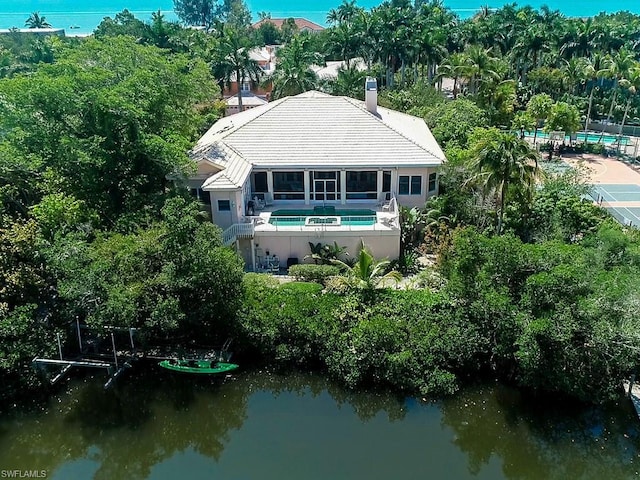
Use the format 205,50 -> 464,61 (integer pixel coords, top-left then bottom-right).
269,255 -> 280,274
378,192 -> 391,211
253,196 -> 265,210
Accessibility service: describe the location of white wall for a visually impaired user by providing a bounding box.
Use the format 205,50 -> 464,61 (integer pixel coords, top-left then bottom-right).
209,190 -> 242,230
248,230 -> 400,267
394,167 -> 439,208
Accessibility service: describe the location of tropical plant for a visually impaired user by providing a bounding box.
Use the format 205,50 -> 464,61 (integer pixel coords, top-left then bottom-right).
330,240 -> 402,290
329,65 -> 368,99
616,62 -> 640,152
25,12 -> 52,29
435,53 -> 469,98
525,93 -> 553,145
512,110 -> 536,139
269,34 -> 322,99
173,0 -> 216,29
213,27 -> 262,112
582,53 -> 606,136
468,130 -> 540,234
305,241 -> 349,265
597,49 -> 636,142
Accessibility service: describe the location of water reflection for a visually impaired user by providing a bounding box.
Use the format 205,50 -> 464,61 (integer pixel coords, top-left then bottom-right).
440,383 -> 640,479
1,367 -> 249,480
1,370 -> 639,479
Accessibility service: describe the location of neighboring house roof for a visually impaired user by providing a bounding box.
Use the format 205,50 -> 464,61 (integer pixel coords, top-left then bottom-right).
225,92 -> 269,107
193,91 -> 446,191
251,18 -> 325,32
248,47 -> 271,62
311,59 -> 367,80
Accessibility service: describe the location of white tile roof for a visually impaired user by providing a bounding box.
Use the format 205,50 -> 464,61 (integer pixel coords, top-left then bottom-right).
225,92 -> 268,107
193,91 -> 445,190
311,59 -> 367,80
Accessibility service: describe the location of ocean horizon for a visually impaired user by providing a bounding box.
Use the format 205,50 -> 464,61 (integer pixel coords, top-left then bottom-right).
1,0 -> 640,35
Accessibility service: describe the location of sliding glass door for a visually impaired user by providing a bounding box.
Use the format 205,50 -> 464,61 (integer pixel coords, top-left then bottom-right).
312,171 -> 339,201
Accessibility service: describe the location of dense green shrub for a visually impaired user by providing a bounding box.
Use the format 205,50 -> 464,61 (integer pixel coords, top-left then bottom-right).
288,264 -> 342,285
238,275 -> 342,365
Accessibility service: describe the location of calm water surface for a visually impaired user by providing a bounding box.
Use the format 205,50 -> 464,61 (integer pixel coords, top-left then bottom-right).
1,0 -> 639,34
1,369 -> 640,479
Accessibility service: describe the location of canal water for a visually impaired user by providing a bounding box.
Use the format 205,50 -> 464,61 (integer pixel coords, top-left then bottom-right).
1,369 -> 640,479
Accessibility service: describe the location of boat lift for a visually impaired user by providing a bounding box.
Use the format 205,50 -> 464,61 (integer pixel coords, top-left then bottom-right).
32,320 -> 234,389
32,320 -> 138,389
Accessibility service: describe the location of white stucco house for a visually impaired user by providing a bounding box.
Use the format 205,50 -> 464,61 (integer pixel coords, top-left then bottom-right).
186,79 -> 446,270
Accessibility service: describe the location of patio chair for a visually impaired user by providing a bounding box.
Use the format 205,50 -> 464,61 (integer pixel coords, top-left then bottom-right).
378,192 -> 392,211
269,255 -> 280,274
253,196 -> 265,210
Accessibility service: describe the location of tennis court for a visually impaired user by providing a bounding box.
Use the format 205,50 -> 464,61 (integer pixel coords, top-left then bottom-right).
589,184 -> 640,227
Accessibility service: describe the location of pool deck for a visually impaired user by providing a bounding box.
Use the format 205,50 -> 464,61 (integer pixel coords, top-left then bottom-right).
252,202 -> 399,232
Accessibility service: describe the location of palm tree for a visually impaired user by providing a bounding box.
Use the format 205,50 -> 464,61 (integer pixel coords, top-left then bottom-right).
415,23 -> 447,83
465,45 -> 501,95
25,12 -> 51,29
213,28 -> 262,113
616,63 -> 640,154
327,0 -> 361,26
269,34 -> 322,99
582,53 -> 606,136
326,23 -> 358,69
435,53 -> 469,98
330,65 -> 368,99
526,93 -> 553,145
352,10 -> 379,70
560,57 -> 586,95
331,240 -> 401,291
513,23 -> 550,84
468,131 -> 540,235
559,18 -> 599,59
597,49 -> 636,143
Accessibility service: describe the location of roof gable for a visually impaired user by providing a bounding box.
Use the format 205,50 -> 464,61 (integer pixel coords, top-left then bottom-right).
192,91 -> 445,189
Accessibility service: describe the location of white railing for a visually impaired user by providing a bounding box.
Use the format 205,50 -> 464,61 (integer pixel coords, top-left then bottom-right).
265,215 -> 399,231
386,196 -> 399,217
222,222 -> 255,246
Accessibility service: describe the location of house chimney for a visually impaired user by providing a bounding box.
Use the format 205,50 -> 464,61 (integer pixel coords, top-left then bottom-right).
365,77 -> 377,115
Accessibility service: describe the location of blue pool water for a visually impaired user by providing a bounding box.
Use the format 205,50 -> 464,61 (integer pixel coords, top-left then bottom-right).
1,0 -> 639,35
525,130 -> 630,145
269,208 -> 376,226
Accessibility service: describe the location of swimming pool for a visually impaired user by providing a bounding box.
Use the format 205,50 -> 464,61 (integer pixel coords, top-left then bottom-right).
525,130 -> 630,145
269,208 -> 377,226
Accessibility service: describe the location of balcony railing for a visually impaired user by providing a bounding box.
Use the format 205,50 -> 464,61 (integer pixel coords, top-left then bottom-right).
265,215 -> 397,231
222,222 -> 255,246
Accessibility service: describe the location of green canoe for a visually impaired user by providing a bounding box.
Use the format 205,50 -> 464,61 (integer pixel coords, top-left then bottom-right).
159,359 -> 239,374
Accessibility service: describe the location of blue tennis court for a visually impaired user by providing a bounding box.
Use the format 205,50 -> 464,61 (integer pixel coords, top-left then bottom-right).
590,184 -> 640,226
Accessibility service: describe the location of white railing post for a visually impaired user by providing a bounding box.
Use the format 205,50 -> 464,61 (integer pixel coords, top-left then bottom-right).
222,222 -> 255,246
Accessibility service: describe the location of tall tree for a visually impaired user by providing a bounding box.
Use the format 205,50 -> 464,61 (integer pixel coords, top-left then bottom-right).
582,53 -> 606,136
525,93 -> 553,145
435,53 -> 469,98
0,37 -> 218,226
469,130 -> 540,235
597,49 -> 636,143
213,28 -> 262,112
617,63 -> 640,154
217,0 -> 252,30
173,0 -> 216,29
24,12 -> 52,29
269,34 -> 322,99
